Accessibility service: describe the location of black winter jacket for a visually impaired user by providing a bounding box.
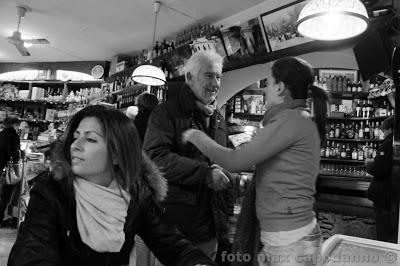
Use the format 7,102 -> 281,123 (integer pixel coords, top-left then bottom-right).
0,127 -> 20,170
8,153 -> 216,266
143,84 -> 233,242
366,133 -> 396,210
134,109 -> 153,142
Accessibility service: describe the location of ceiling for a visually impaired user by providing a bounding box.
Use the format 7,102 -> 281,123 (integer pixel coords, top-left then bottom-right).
0,0 -> 267,63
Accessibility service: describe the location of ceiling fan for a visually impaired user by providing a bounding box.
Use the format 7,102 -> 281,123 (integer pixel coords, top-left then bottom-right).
6,5 -> 50,56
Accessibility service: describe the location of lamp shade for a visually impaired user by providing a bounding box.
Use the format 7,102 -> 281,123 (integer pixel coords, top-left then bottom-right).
131,64 -> 166,86
297,0 -> 369,41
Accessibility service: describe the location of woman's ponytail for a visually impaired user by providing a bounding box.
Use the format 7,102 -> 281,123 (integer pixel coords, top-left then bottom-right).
309,85 -> 329,141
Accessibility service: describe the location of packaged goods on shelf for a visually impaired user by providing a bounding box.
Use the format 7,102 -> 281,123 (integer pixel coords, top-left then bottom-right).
228,132 -> 253,147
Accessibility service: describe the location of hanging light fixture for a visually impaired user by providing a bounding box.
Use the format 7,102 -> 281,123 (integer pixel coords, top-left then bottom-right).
297,0 -> 369,41
131,1 -> 166,86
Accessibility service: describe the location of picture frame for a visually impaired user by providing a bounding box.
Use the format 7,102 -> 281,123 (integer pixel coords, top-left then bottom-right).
260,0 -> 313,52
220,17 -> 268,59
318,69 -> 358,83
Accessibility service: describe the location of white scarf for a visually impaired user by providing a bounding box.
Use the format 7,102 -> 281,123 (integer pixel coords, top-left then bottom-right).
73,177 -> 131,252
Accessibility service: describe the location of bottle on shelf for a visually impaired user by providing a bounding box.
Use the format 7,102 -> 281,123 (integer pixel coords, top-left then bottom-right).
372,143 -> 378,158
346,79 -> 352,92
357,81 -> 363,92
351,146 -> 358,160
355,100 -> 362,117
364,121 -> 370,139
340,144 -> 347,159
334,123 -> 341,138
358,121 -> 364,139
354,123 -> 359,139
374,122 -> 381,140
345,143 -> 351,159
357,144 -> 364,161
332,76 -> 338,92
340,123 -> 346,139
325,141 -> 331,158
347,122 -> 355,139
361,100 -> 367,118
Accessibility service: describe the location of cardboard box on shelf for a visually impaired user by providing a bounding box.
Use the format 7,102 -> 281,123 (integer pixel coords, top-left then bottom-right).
45,109 -> 57,121
116,61 -> 128,73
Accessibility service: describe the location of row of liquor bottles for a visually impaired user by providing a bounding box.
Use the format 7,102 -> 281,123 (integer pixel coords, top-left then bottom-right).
315,75 -> 391,95
351,99 -> 391,118
113,86 -> 167,109
315,75 -> 365,92
129,23 -> 220,67
321,141 -> 378,160
320,164 -> 368,177
329,99 -> 393,119
327,121 -> 384,140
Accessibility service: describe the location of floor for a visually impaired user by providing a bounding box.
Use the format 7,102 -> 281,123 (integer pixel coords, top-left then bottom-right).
0,228 -> 17,266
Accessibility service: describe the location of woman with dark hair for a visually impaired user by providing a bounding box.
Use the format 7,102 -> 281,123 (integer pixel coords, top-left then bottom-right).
134,93 -> 159,142
8,105 -> 215,266
0,116 -> 21,227
183,57 -> 329,266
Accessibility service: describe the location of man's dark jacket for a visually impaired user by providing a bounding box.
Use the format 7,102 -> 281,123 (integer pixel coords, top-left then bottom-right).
143,84 -> 233,242
8,152 -> 216,266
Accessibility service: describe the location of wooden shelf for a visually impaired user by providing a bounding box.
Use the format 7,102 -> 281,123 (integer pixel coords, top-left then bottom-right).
318,173 -> 372,181
327,116 -> 389,121
110,84 -> 147,95
1,80 -> 102,85
326,138 -> 383,142
329,91 -> 369,99
0,99 -> 68,106
320,158 -> 365,164
19,118 -> 63,124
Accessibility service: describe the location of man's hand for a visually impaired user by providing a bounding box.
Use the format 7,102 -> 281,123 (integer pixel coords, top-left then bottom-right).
208,164 -> 230,191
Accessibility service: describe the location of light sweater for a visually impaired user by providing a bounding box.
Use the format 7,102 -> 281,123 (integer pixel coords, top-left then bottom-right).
254,109 -> 320,232
186,107 -> 321,233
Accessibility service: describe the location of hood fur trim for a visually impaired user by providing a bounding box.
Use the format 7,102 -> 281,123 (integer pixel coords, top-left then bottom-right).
141,152 -> 167,201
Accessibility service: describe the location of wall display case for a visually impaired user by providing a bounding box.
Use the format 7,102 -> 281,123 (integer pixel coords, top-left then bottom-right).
314,71 -> 394,240
0,79 -> 103,141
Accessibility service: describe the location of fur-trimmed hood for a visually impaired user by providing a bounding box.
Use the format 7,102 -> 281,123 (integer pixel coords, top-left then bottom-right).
140,152 -> 167,201
51,140 -> 167,201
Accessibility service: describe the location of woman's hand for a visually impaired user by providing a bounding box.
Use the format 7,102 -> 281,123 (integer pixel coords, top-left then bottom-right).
182,129 -> 202,144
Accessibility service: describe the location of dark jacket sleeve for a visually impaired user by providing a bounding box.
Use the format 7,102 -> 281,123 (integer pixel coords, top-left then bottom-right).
143,106 -> 210,189
366,136 -> 393,179
8,181 -> 61,266
7,130 -> 20,163
137,195 -> 216,266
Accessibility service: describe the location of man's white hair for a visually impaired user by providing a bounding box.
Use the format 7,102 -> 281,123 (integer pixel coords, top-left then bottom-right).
183,51 -> 223,82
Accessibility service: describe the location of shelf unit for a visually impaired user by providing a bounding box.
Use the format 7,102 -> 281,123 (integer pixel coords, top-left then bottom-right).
320,158 -> 365,164
325,138 -> 383,142
0,79 -> 103,141
326,116 -> 389,121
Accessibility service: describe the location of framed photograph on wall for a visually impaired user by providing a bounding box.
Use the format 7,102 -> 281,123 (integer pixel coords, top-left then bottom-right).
319,69 -> 358,82
220,17 -> 268,59
260,0 -> 313,52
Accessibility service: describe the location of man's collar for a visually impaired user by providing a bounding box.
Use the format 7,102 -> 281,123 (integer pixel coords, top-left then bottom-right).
179,83 -> 200,112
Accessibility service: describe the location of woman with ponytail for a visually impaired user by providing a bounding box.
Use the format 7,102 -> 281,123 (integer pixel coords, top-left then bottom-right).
182,57 -> 329,266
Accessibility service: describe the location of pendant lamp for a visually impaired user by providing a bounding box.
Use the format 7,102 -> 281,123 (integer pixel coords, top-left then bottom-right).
131,1 -> 166,86
297,0 -> 369,41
